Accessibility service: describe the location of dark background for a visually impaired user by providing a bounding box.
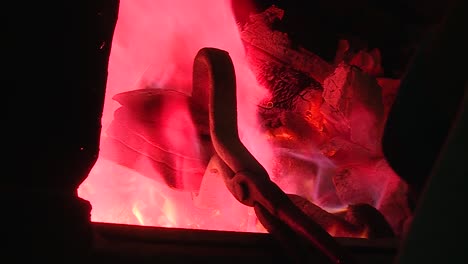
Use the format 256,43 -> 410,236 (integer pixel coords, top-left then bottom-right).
233,0 -> 453,78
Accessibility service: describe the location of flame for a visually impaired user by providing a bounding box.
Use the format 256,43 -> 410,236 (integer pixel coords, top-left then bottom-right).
357,228 -> 369,239
78,0 -> 270,231
161,199 -> 177,227
132,203 -> 145,225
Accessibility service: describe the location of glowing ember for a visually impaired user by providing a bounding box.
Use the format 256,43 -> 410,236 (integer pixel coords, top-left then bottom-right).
78,0 -> 412,237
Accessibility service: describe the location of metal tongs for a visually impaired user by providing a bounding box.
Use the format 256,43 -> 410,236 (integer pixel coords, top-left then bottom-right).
193,48 -> 356,264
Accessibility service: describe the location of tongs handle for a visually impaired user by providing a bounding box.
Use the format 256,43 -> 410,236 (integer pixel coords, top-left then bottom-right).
193,47 -> 356,264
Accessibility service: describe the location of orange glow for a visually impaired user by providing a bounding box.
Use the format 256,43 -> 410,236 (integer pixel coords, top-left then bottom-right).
357,228 -> 369,239
132,203 -> 145,225
326,224 -> 341,238
326,223 -> 368,239
266,129 -> 296,141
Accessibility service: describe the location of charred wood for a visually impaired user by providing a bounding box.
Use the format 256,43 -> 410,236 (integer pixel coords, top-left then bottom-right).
241,6 -> 333,84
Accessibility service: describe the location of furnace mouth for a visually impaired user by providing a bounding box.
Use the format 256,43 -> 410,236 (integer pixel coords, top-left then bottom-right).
78,1 -> 413,245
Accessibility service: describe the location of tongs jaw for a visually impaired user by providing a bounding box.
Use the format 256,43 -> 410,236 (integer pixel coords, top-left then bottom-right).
193,47 -> 356,264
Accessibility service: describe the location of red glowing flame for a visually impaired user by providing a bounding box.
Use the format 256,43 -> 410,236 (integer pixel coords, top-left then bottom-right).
78,0 -> 269,232
78,0 -> 411,236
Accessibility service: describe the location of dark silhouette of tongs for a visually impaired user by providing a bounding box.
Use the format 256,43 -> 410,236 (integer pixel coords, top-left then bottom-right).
193,47 -> 357,264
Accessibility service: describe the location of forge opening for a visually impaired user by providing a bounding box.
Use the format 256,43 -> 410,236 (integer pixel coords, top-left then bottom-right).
78,0 -> 414,239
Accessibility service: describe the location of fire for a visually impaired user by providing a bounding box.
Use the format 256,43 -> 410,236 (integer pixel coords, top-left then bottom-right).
78,0 -> 412,238
357,228 -> 369,239
132,203 -> 145,225
78,0 -> 267,231
160,200 -> 177,227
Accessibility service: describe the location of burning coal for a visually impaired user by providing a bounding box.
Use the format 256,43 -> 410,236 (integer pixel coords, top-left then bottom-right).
78,0 -> 412,238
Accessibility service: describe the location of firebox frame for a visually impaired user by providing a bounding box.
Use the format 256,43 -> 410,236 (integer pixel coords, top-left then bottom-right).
90,222 -> 398,264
